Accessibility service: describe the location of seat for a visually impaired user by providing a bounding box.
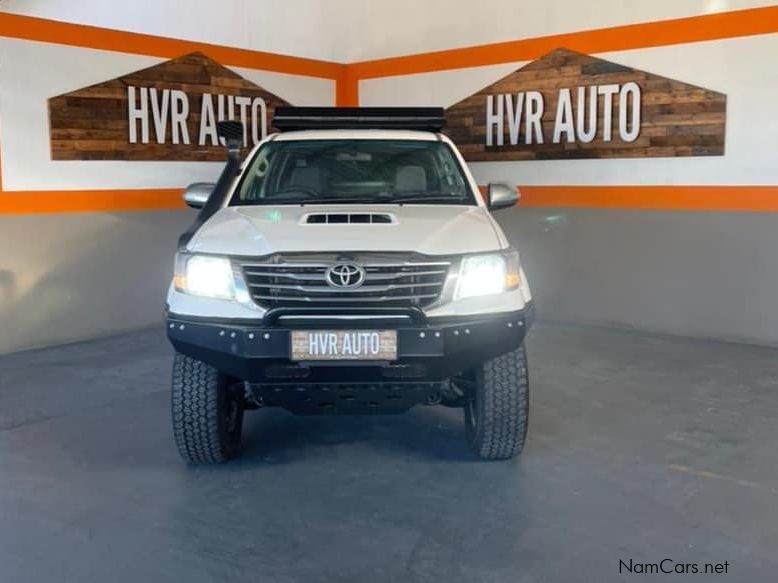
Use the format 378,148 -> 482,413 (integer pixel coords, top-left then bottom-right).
394,165 -> 427,193
288,166 -> 323,193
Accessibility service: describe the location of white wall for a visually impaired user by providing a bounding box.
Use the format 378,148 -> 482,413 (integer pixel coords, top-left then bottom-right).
360,34 -> 778,187
340,0 -> 776,61
2,0 -> 774,62
0,0 -> 346,62
0,38 -> 334,191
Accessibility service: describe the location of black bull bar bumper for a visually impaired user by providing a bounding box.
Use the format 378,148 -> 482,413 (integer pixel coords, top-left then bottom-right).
166,303 -> 534,386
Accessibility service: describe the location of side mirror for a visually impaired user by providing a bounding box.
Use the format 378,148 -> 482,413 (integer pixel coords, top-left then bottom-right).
487,183 -> 519,210
183,183 -> 215,209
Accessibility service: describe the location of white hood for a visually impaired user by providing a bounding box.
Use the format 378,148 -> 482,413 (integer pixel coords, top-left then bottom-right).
187,204 -> 504,257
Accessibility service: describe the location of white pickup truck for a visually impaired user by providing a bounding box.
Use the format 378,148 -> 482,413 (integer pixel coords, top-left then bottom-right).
166,108 -> 534,464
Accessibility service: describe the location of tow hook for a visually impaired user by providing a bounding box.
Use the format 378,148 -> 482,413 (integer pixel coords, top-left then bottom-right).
439,379 -> 466,407
425,389 -> 443,406
243,382 -> 264,409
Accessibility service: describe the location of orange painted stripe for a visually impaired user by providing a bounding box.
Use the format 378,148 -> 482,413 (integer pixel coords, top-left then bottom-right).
0,13 -> 344,79
3,186 -> 778,215
335,68 -> 360,106
518,186 -> 778,212
349,6 -> 778,79
0,189 -> 185,214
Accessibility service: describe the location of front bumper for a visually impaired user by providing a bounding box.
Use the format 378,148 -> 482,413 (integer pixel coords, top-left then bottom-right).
166,302 -> 535,385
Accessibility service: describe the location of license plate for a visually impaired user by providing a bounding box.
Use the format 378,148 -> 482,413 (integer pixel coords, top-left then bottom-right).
290,330 -> 397,361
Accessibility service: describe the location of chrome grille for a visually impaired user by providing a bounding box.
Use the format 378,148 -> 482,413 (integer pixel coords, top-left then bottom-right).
239,254 -> 450,308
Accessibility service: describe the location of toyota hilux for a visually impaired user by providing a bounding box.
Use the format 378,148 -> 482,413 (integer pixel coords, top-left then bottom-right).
166,107 -> 534,463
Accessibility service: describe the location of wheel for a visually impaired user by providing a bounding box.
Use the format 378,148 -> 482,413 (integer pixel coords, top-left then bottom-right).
463,343 -> 529,460
171,352 -> 245,464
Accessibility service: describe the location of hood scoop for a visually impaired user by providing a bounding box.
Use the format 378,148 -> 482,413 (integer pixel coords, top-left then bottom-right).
303,212 -> 395,225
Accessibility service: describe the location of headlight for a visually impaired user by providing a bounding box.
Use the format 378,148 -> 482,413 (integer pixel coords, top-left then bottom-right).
174,254 -> 235,299
455,251 -> 521,300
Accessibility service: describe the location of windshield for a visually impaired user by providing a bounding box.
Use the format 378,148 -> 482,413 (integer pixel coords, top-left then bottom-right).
232,139 -> 476,206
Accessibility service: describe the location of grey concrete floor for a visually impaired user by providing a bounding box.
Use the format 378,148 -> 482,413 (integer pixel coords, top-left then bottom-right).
1,323 -> 776,582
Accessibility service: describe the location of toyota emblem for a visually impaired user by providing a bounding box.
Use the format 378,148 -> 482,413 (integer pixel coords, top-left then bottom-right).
326,263 -> 366,288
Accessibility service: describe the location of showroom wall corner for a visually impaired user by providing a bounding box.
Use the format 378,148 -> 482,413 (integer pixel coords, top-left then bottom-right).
2,4 -> 778,352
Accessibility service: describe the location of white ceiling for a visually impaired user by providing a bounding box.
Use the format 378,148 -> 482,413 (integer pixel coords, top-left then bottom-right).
0,0 -> 773,62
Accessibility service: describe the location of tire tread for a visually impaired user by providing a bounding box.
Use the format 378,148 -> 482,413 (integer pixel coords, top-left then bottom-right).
171,352 -> 233,464
468,344 -> 529,460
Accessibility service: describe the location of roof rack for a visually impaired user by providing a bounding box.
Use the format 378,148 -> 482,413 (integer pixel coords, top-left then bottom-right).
272,107 -> 446,132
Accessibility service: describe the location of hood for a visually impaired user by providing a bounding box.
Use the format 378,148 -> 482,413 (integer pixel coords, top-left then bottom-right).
187,204 -> 503,257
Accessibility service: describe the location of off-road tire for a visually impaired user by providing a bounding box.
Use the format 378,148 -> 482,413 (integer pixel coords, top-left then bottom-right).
464,343 -> 529,460
171,352 -> 244,464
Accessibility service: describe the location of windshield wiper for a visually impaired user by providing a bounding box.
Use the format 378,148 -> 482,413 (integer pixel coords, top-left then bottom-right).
254,194 -> 466,206
304,195 -> 466,205
298,197 -> 390,205
390,195 -> 466,204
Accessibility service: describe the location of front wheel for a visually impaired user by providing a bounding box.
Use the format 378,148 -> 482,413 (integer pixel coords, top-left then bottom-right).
171,352 -> 245,464
462,343 -> 529,460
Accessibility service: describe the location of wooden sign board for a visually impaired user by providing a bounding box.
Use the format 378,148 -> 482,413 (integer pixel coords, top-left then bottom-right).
445,48 -> 726,161
48,52 -> 290,161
